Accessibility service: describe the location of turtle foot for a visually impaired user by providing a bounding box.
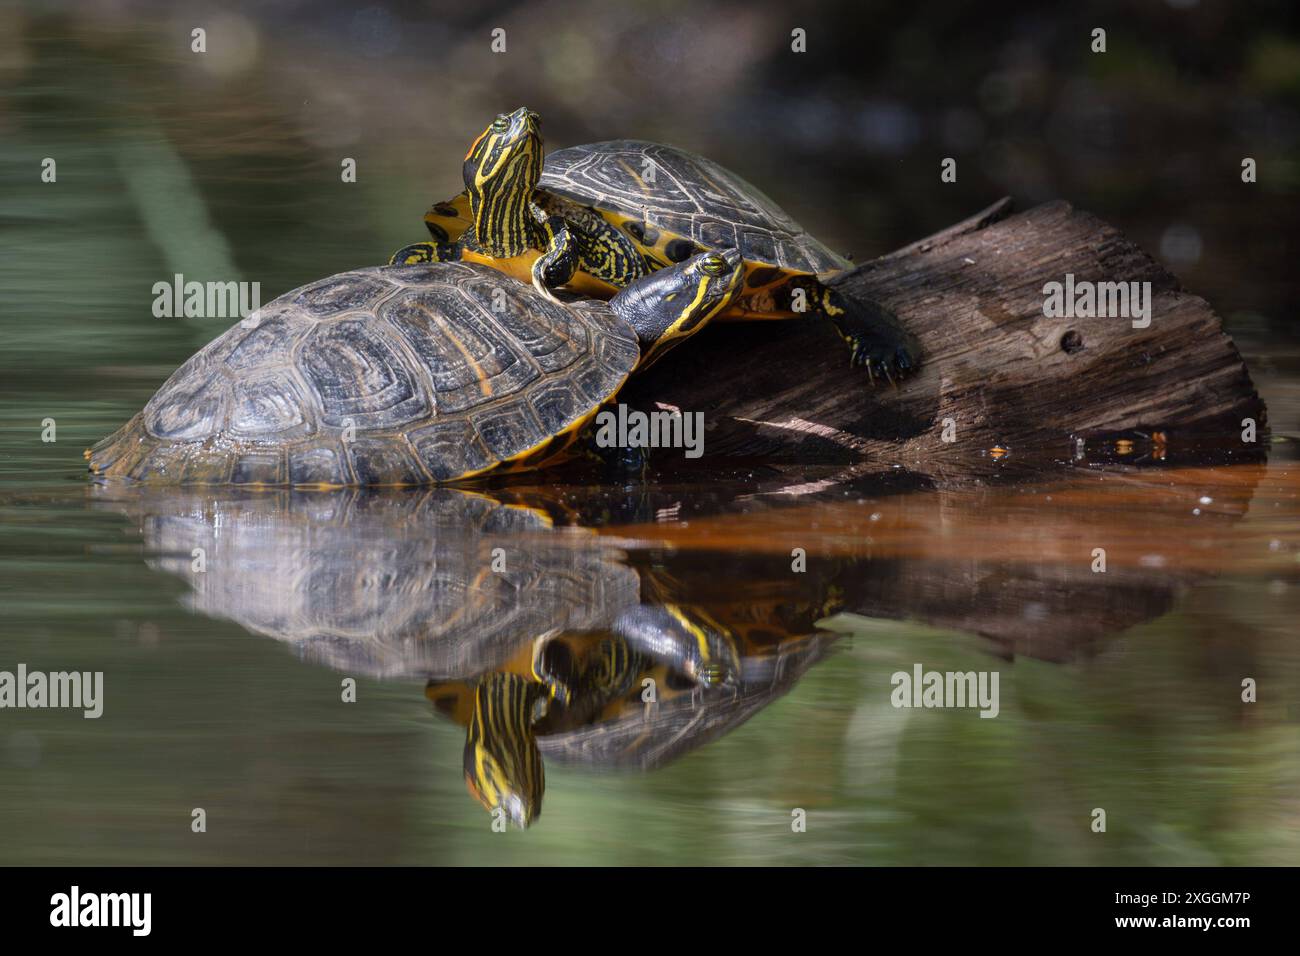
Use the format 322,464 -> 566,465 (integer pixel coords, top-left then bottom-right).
847,335 -> 918,386
828,293 -> 920,386
388,241 -> 461,266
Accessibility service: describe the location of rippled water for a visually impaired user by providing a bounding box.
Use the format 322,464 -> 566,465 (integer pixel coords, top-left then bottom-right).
2,4 -> 1298,865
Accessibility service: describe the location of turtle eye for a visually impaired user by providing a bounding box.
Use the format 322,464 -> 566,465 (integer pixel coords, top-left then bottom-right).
699,253 -> 729,277
491,114 -> 510,133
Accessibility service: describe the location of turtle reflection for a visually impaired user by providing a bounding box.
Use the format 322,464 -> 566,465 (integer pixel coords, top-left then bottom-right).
427,572 -> 838,827
123,488 -> 637,679
97,486 -> 838,829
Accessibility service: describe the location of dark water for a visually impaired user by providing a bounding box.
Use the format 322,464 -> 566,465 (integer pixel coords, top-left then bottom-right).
2,3 -> 1299,865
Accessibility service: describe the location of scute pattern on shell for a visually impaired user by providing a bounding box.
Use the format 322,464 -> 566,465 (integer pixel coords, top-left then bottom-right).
106,488 -> 641,679
89,262 -> 639,485
538,139 -> 850,275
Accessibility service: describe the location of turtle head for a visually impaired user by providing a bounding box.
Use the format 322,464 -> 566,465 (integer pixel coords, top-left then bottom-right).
612,248 -> 745,368
463,673 -> 544,829
463,108 -> 544,258
613,604 -> 743,692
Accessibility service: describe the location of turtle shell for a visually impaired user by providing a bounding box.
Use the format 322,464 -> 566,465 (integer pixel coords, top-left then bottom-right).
87,262 -> 640,486
538,140 -> 850,277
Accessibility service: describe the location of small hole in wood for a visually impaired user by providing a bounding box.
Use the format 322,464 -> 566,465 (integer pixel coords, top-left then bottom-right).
1060,330 -> 1084,354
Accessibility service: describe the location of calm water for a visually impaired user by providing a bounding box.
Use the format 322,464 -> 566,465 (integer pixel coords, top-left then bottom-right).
2,4 -> 1299,865
2,450 -> 1298,864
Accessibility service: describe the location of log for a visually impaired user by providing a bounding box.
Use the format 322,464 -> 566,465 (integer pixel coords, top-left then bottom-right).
591,461 -> 1270,662
625,199 -> 1267,474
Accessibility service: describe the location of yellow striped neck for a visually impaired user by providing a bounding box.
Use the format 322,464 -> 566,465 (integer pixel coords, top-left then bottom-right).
467,144 -> 543,259
470,192 -> 538,259
463,673 -> 544,827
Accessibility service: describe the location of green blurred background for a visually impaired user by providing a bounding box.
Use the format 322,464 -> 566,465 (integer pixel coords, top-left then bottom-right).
3,0 -> 1298,395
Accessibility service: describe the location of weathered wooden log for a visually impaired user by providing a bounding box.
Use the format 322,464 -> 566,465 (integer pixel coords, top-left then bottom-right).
626,199 -> 1267,472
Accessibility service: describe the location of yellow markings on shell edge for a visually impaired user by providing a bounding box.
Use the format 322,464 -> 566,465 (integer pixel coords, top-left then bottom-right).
598,209 -> 809,320
493,389 -> 620,473
455,488 -> 555,528
449,372 -> 628,482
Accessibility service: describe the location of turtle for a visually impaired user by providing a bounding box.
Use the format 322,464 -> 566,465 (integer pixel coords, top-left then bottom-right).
99,483 -> 843,828
86,247 -> 744,486
422,550 -> 849,827
425,566 -> 843,825
96,484 -> 649,828
420,572 -> 780,827
391,107 -> 920,383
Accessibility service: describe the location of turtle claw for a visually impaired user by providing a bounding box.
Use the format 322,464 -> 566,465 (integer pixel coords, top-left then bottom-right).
846,336 -> 915,386
826,293 -> 919,386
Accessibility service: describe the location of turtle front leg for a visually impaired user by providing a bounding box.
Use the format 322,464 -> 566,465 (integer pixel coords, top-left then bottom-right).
388,240 -> 464,266
529,213 -> 578,303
